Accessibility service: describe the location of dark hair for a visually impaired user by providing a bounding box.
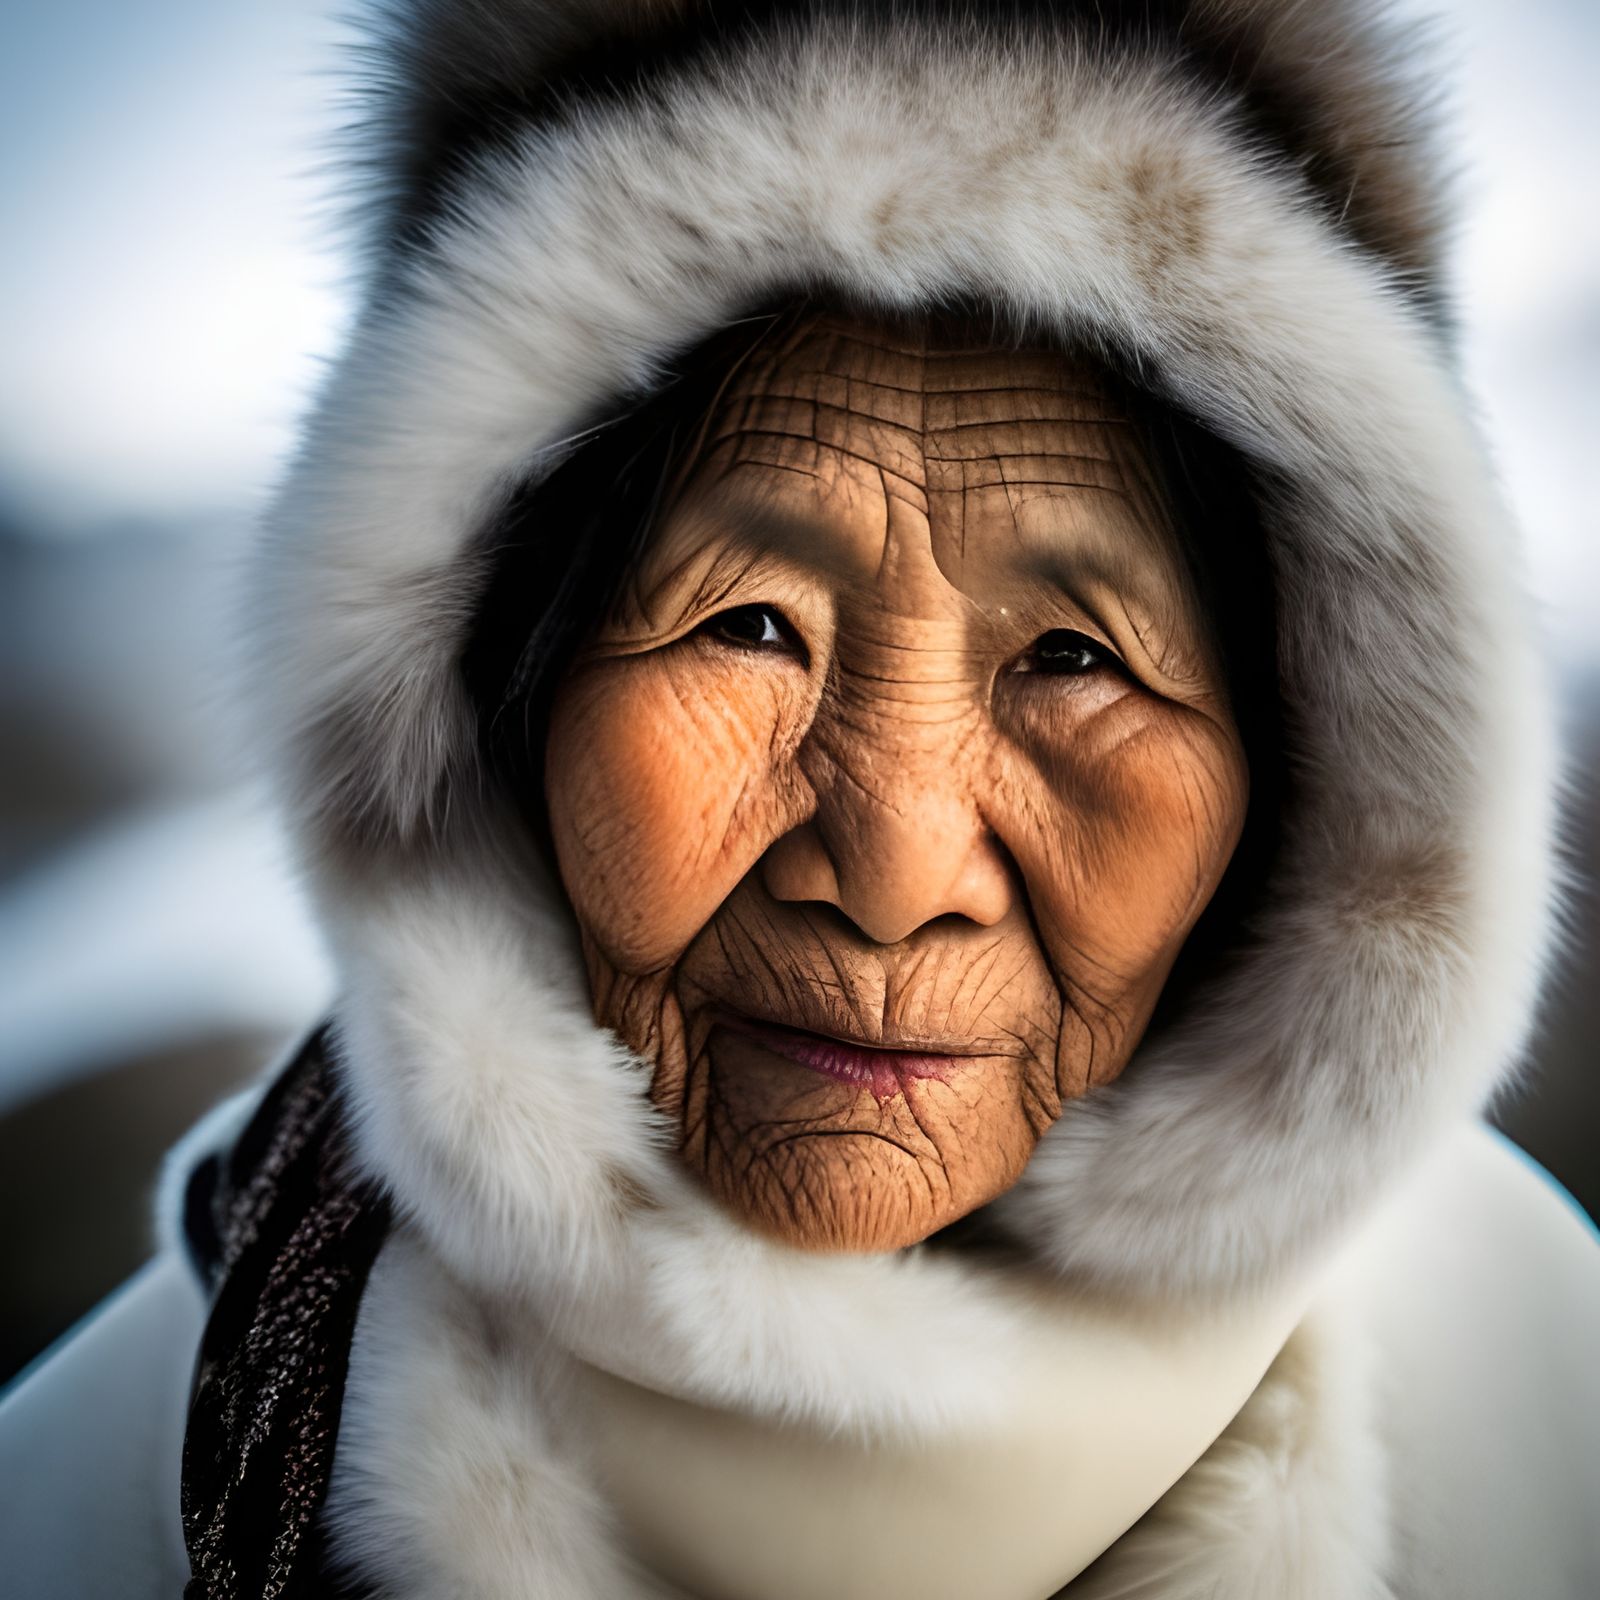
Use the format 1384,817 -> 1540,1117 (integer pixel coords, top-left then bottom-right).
460,298 -> 1283,974
460,308 -> 794,852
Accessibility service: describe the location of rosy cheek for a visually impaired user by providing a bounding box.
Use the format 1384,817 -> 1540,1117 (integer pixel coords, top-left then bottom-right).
992,701 -> 1246,985
546,650 -> 807,972
1094,738 -> 1241,961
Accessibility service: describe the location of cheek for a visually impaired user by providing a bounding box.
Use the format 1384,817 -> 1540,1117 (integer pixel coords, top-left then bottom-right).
546,651 -> 812,971
992,696 -> 1247,983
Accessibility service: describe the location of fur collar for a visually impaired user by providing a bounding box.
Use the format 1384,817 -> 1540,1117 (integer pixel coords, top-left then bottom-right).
325,1226 -> 1392,1598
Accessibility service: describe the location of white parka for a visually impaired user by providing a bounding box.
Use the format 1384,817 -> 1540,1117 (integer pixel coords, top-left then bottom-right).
3,2 -> 1598,1596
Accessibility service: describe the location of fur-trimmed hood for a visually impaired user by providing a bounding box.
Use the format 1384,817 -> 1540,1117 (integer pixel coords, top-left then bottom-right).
242,0 -> 1562,1580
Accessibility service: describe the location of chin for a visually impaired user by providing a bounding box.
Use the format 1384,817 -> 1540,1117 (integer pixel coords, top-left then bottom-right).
683,1021 -> 1044,1254
714,1142 -> 978,1255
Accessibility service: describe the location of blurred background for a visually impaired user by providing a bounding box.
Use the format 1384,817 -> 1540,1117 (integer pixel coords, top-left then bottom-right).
1,0 -> 1595,1384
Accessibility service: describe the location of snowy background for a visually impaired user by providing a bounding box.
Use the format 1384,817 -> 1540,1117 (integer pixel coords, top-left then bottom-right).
1,0 -> 1595,1380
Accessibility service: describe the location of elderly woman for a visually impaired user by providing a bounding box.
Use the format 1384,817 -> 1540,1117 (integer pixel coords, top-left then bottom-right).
4,1 -> 1599,1597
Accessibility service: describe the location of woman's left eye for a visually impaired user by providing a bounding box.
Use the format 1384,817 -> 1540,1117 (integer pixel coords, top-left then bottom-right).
698,603 -> 805,658
1011,628 -> 1121,676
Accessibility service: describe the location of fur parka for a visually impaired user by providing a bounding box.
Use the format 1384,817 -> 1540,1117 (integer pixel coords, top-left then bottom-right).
3,3 -> 1598,1598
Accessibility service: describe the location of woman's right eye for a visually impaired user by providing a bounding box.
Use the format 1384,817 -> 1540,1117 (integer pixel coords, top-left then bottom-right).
698,604 -> 805,660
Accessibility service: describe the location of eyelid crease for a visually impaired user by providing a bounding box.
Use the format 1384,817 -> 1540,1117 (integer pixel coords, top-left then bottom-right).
967,585 -> 1124,666
1010,565 -> 1212,704
1084,584 -> 1216,703
592,537 -> 831,662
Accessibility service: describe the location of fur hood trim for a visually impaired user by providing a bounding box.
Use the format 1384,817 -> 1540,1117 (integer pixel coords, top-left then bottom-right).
253,0 -> 1558,1409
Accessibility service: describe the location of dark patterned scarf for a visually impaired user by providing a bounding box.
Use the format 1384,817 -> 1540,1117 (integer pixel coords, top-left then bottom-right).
179,1030 -> 391,1599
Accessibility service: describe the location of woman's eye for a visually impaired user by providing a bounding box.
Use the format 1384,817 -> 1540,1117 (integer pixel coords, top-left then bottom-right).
699,604 -> 804,659
1012,629 -> 1120,676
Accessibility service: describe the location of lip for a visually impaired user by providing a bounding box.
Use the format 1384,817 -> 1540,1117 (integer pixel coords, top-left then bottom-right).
713,1011 -> 974,1099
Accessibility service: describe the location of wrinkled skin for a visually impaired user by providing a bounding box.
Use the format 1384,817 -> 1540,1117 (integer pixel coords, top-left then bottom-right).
545,312 -> 1247,1253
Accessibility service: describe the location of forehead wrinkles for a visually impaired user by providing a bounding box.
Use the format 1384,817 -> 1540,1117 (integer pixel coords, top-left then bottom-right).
695,313 -> 1139,513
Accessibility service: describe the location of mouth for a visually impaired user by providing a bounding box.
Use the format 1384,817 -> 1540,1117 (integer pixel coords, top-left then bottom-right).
713,1011 -> 972,1099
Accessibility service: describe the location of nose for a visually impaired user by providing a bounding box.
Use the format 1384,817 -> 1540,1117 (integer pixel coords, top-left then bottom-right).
760,774 -> 1014,945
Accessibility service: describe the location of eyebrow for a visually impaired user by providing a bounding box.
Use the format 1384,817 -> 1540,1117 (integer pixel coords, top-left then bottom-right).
662,493 -> 875,584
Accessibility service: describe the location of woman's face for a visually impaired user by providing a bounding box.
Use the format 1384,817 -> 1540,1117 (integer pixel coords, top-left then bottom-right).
545,313 -> 1247,1253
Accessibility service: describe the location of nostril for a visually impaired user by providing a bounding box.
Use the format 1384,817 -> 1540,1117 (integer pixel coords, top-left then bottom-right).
759,823 -> 842,910
761,811 -> 1015,944
789,899 -> 875,943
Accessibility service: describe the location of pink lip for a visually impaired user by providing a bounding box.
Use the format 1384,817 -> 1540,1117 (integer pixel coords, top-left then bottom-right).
717,1014 -> 959,1099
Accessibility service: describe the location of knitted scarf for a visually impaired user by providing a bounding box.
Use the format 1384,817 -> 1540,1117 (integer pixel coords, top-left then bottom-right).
179,1031 -> 391,1599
